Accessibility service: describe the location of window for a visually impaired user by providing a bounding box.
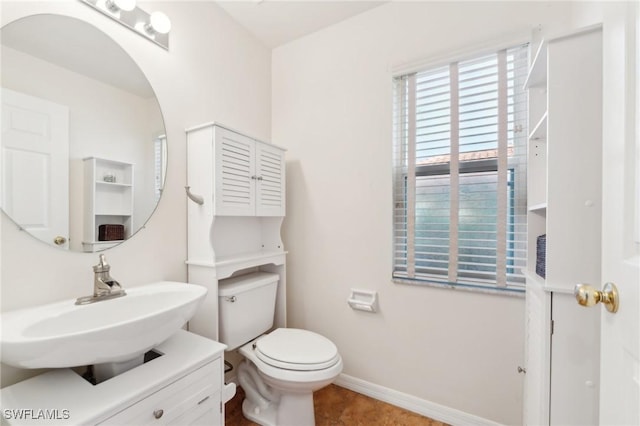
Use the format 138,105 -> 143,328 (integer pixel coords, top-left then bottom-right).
392,44 -> 528,292
154,136 -> 167,202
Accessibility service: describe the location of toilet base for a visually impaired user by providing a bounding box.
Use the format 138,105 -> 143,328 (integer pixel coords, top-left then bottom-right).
242,398 -> 276,426
242,392 -> 315,426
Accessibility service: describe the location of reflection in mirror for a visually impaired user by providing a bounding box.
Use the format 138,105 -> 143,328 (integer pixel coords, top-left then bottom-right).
1,14 -> 166,252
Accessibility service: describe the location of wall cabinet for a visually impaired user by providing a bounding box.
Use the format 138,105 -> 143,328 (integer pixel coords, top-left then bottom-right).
188,123 -> 285,218
82,157 -> 134,252
185,123 -> 287,350
0,330 -> 227,425
214,128 -> 285,217
523,26 -> 602,426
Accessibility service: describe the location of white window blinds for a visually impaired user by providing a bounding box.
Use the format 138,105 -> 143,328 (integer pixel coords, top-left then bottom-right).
393,44 -> 528,292
154,136 -> 166,202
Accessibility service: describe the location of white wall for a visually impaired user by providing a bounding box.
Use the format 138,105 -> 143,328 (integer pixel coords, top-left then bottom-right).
272,2 -> 575,424
0,0 -> 271,386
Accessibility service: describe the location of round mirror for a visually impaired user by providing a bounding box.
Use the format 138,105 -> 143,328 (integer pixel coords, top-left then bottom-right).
1,14 -> 166,252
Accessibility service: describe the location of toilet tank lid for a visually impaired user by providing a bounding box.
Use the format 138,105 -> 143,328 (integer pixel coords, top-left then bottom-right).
218,272 -> 279,297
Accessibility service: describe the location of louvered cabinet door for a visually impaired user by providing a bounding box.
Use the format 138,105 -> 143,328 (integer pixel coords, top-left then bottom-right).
214,128 -> 256,216
255,143 -> 285,216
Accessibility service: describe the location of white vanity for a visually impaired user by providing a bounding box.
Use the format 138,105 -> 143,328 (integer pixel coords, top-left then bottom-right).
0,331 -> 226,425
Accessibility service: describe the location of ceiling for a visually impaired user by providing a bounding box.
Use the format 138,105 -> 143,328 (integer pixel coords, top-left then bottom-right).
216,0 -> 387,48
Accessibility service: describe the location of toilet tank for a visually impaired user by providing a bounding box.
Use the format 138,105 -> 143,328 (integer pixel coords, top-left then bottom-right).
218,272 -> 278,350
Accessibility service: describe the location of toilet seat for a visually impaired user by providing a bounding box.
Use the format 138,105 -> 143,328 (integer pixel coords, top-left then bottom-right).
255,328 -> 340,371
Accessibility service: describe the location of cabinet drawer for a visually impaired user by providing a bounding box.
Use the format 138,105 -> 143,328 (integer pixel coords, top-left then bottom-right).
99,359 -> 221,425
169,391 -> 221,426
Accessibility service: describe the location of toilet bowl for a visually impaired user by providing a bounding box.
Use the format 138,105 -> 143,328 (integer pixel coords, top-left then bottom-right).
217,272 -> 342,426
237,328 -> 343,426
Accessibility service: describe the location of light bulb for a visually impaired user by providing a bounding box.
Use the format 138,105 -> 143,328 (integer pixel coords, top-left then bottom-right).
105,0 -> 136,12
148,11 -> 171,35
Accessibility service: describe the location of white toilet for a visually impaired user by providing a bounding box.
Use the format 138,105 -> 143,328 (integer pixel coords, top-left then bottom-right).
218,272 -> 343,426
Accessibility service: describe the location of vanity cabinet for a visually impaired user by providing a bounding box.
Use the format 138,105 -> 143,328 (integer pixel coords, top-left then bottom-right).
99,361 -> 220,425
523,26 -> 602,426
82,157 -> 134,252
185,122 -> 287,348
0,330 -> 226,426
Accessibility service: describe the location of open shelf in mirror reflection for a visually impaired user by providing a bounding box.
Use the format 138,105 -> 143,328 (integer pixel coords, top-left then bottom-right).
96,181 -> 133,188
528,203 -> 547,214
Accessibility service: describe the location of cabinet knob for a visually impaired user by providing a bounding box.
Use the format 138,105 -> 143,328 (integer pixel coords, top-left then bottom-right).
153,409 -> 164,419
53,236 -> 67,245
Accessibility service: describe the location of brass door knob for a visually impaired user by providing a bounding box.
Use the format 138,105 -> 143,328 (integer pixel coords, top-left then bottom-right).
53,236 -> 67,245
574,282 -> 619,313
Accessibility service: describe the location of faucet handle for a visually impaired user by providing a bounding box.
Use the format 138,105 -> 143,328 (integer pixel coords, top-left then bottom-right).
93,254 -> 110,273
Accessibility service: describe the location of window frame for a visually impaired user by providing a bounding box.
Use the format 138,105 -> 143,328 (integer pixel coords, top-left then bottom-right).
392,44 -> 528,295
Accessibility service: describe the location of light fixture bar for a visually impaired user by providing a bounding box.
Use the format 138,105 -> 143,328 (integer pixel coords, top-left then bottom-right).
79,0 -> 170,50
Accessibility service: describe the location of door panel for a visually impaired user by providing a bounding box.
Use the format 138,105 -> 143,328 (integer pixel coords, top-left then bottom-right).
1,88 -> 69,248
599,2 -> 640,424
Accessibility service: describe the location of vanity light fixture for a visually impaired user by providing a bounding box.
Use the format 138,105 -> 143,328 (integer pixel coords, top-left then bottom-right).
105,0 -> 136,13
79,0 -> 171,50
146,11 -> 171,35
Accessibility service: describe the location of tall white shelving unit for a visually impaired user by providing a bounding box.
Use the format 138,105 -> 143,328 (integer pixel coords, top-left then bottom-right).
185,123 -> 287,351
523,26 -> 603,426
82,157 -> 134,252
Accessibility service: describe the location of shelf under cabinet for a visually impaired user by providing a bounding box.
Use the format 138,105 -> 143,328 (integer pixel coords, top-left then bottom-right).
529,112 -> 548,141
187,250 -> 287,278
215,250 -> 286,266
523,269 -> 546,288
524,40 -> 547,89
524,270 -> 576,295
528,203 -> 547,213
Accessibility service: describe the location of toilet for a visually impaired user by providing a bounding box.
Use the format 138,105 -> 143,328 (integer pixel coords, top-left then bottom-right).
218,272 -> 343,426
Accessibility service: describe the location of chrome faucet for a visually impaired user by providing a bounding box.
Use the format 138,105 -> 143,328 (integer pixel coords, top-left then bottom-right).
76,254 -> 126,305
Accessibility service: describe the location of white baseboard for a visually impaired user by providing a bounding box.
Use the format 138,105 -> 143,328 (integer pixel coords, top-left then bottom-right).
334,373 -> 503,426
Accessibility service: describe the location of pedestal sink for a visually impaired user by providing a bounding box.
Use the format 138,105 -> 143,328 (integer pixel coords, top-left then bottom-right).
0,282 -> 207,369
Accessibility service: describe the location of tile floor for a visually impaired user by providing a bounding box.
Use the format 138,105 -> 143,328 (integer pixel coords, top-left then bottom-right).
225,384 -> 448,426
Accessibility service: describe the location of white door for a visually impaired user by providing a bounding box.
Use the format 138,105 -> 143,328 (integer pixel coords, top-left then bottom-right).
1,88 -> 69,248
598,2 -> 640,424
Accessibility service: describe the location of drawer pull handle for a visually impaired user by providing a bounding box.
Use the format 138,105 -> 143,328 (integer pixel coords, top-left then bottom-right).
198,396 -> 210,405
153,409 -> 164,419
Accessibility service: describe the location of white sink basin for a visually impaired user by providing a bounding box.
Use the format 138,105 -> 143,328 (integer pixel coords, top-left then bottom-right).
1,282 -> 207,369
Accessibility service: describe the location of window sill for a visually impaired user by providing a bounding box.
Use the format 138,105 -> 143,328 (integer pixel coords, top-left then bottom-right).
392,277 -> 525,298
